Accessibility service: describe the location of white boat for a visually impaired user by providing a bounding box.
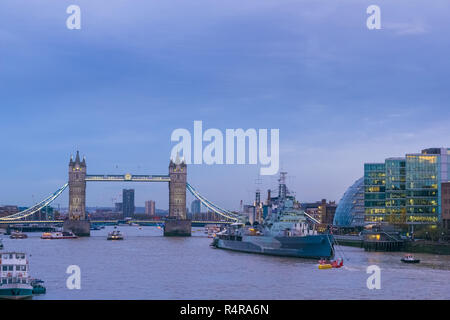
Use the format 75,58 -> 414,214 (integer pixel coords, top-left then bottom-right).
41,231 -> 77,239
401,254 -> 420,264
107,229 -> 124,240
0,252 -> 33,299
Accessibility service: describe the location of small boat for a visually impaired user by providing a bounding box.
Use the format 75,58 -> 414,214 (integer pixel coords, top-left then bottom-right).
41,231 -> 77,239
107,229 -> 124,240
30,279 -> 46,294
0,252 -> 34,299
401,254 -> 420,264
10,231 -> 27,239
318,258 -> 343,269
0,239 -> 3,250
90,225 -> 101,231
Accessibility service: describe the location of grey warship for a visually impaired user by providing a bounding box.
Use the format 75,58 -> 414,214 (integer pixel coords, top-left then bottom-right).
211,173 -> 335,259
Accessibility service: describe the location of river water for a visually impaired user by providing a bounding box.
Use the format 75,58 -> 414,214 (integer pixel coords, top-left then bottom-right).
2,226 -> 449,300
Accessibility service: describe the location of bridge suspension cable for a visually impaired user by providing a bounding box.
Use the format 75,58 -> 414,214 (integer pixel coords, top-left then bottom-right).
186,183 -> 239,222
0,183 -> 68,221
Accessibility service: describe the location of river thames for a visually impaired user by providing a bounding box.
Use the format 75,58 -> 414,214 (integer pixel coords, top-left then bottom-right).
2,226 -> 450,300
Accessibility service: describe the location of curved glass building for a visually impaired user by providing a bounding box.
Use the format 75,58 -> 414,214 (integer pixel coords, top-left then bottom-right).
333,177 -> 364,227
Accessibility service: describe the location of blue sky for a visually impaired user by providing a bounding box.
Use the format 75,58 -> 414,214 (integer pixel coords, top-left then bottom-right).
1,0 -> 450,210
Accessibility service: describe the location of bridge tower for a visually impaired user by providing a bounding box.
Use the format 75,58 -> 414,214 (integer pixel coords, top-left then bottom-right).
164,153 -> 191,236
64,151 -> 90,236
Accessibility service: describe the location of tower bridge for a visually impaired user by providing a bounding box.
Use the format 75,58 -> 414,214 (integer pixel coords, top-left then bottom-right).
0,151 -> 239,236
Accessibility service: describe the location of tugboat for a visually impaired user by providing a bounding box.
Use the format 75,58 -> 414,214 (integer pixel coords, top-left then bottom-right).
401,254 -> 420,264
0,252 -> 34,299
107,228 -> 124,240
30,279 -> 46,294
10,231 -> 28,239
212,172 -> 335,259
41,231 -> 77,239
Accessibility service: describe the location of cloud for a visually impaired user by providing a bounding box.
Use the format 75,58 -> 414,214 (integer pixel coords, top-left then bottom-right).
384,22 -> 428,35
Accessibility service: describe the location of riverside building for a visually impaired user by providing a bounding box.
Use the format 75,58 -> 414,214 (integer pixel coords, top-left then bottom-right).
333,177 -> 365,227
364,148 -> 450,228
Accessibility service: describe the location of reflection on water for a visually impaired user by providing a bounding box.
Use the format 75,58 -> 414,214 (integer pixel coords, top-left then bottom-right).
1,226 -> 449,300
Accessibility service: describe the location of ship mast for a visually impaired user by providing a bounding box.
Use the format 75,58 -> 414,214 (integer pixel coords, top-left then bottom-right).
278,171 -> 288,202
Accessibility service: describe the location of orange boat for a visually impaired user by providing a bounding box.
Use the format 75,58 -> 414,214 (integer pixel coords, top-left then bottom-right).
318,258 -> 343,269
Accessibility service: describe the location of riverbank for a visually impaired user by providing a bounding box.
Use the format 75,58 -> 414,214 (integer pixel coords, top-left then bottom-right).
334,235 -> 450,255
404,241 -> 450,255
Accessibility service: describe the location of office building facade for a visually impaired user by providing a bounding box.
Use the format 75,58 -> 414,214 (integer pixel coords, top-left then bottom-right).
122,189 -> 135,218
317,199 -> 337,225
145,200 -> 156,216
364,148 -> 450,226
441,182 -> 450,229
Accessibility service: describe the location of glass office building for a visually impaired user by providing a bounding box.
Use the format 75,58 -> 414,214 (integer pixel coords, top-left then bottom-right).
333,177 -> 364,227
364,148 -> 450,226
122,189 -> 135,218
385,158 -> 406,223
364,163 -> 386,223
406,151 -> 440,224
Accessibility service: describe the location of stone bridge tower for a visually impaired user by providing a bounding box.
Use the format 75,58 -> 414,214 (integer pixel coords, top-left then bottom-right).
165,153 -> 191,236
168,153 -> 187,219
64,151 -> 90,236
68,151 -> 86,220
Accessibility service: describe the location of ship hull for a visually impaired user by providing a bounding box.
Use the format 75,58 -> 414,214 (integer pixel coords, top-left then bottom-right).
213,234 -> 334,259
0,284 -> 33,300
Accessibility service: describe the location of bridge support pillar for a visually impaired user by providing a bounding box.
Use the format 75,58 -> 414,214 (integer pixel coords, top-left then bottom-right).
63,220 -> 90,237
164,219 -> 191,237
166,153 -> 191,236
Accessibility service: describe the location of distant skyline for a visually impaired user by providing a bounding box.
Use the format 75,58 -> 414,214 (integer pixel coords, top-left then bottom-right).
1,0 -> 450,210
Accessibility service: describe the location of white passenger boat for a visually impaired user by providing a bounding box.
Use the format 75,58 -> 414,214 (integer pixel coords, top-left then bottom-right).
41,231 -> 78,239
0,252 -> 33,299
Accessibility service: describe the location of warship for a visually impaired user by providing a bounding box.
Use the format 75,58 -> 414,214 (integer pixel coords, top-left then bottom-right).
211,173 -> 335,259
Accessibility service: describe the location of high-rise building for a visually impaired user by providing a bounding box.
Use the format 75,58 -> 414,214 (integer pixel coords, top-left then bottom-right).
122,189 -> 135,218
191,199 -> 201,216
145,200 -> 156,216
364,148 -> 450,227
441,182 -> 450,230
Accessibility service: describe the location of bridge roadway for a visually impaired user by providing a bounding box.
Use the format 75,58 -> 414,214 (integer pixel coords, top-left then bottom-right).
0,220 -> 232,227
85,174 -> 171,182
